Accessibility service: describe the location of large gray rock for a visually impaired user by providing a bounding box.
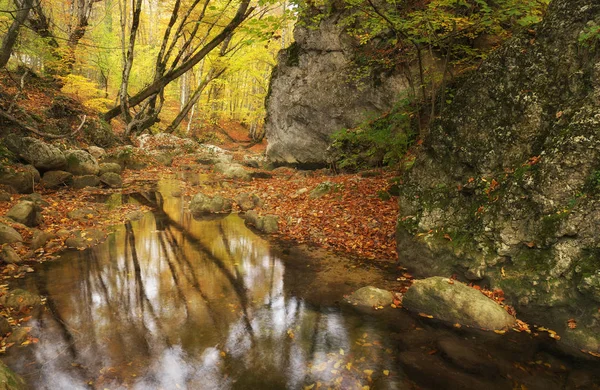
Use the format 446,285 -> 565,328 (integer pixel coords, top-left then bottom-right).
189,193 -> 233,215
396,0 -> 600,352
65,150 -> 99,175
41,170 -> 73,189
5,135 -> 66,171
0,223 -> 22,244
403,277 -> 515,330
6,201 -> 42,227
264,9 -> 409,166
213,163 -> 252,181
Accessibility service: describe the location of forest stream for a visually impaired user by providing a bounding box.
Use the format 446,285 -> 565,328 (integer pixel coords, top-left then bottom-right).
0,174 -> 597,390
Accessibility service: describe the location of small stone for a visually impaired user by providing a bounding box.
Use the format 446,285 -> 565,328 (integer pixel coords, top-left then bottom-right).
0,288 -> 41,310
235,193 -> 261,211
261,215 -> 279,234
0,223 -> 23,244
71,175 -> 101,189
99,172 -> 123,188
0,316 -> 11,336
6,326 -> 29,345
87,146 -> 106,160
65,229 -> 106,249
0,246 -> 22,264
344,286 -> 394,308
41,170 -> 73,189
98,162 -> 123,175
6,201 -> 42,227
31,229 -> 55,250
67,208 -> 98,221
0,190 -> 11,202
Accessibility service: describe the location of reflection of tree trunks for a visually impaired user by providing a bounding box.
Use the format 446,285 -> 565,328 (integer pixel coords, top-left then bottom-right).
34,264 -> 80,361
132,192 -> 255,339
81,252 -> 100,355
88,250 -> 130,356
167,219 -> 254,337
125,222 -> 171,348
164,228 -> 223,335
157,231 -> 190,316
308,310 -> 322,360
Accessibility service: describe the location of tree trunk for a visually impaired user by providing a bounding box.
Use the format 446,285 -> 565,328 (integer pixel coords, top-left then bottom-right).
0,0 -> 34,68
103,0 -> 254,122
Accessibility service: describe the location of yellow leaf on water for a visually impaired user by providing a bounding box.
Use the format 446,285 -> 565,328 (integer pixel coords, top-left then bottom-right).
418,313 -> 433,319
494,330 -> 506,335
383,370 -> 389,376
346,363 -> 352,370
363,369 -> 374,376
339,348 -> 344,355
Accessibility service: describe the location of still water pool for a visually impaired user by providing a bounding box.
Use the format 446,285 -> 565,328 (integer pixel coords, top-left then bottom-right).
3,178 -> 599,389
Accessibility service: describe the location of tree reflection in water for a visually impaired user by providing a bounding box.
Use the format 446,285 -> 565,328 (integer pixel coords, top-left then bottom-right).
4,179 -> 397,389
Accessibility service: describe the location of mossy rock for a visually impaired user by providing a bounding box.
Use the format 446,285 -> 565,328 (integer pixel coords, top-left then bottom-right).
0,360 -> 26,390
403,277 -> 515,330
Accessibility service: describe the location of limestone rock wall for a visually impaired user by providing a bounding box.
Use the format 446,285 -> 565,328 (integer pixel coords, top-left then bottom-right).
397,0 -> 600,353
264,8 -> 409,166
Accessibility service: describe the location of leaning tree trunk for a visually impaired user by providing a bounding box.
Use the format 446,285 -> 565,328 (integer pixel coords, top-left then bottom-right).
0,0 -> 34,68
103,0 -> 253,123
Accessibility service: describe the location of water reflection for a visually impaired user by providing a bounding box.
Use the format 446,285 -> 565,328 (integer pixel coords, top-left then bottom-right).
5,178 -> 399,389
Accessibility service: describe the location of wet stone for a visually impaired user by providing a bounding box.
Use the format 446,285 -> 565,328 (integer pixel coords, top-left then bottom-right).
344,286 -> 394,308
0,247 -> 22,265
0,224 -> 22,245
403,277 -> 516,330
0,317 -> 11,336
0,289 -> 41,310
65,229 -> 106,249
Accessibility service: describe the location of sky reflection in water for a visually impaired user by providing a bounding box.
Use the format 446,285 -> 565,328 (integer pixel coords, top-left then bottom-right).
5,179 -> 398,389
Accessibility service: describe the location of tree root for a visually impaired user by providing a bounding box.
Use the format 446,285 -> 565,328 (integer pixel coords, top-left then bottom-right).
0,108 -> 86,139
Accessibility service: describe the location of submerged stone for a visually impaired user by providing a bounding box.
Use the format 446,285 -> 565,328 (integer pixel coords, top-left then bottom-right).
344,286 -> 394,308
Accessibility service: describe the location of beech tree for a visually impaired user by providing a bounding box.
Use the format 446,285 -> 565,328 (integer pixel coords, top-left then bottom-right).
105,0 -> 256,138
0,0 -> 35,68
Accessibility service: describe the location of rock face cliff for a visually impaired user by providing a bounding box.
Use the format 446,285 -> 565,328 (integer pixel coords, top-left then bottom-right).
397,0 -> 600,353
264,9 -> 409,166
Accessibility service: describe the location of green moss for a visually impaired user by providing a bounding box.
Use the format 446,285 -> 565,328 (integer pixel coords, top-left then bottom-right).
513,248 -> 554,272
575,248 -> 600,278
584,169 -> 600,194
285,42 -> 300,67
